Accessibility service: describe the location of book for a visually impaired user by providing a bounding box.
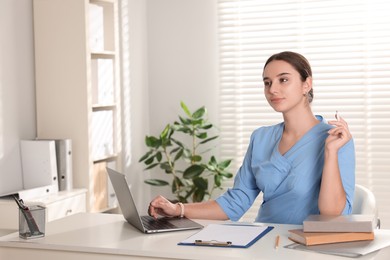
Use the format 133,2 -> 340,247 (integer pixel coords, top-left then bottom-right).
303,214 -> 376,233
288,229 -> 374,246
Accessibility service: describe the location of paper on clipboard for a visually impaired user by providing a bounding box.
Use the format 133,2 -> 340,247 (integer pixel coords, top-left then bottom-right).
178,223 -> 274,248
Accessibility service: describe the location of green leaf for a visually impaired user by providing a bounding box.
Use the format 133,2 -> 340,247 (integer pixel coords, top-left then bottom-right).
193,189 -> 206,202
209,156 -> 217,165
170,147 -> 181,154
180,101 -> 192,117
191,118 -> 204,126
160,162 -> 172,171
172,177 -> 183,193
199,135 -> 218,144
144,179 -> 169,186
156,152 -> 162,162
200,123 -> 213,130
204,164 -> 216,172
160,124 -> 171,140
192,106 -> 206,119
214,175 -> 222,187
218,159 -> 232,169
195,132 -> 207,139
191,155 -> 202,162
161,137 -> 172,147
175,124 -> 191,133
178,116 -> 191,125
220,172 -> 233,178
138,150 -> 153,162
144,156 -> 155,165
145,136 -> 160,148
171,123 -> 182,131
171,138 -> 185,148
183,165 -> 205,179
182,149 -> 192,159
144,163 -> 159,170
174,149 -> 184,161
193,177 -> 208,190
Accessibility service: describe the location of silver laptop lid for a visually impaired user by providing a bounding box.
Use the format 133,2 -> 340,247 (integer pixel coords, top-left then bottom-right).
106,167 -> 146,233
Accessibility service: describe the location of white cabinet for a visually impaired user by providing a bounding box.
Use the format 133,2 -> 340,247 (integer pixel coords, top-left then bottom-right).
33,0 -> 121,212
0,189 -> 87,229
31,189 -> 87,222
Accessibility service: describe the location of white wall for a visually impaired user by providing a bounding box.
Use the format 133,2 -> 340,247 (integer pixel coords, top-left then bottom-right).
145,0 -> 219,205
0,0 -> 37,196
123,0 -> 218,213
120,0 -> 152,214
147,0 -> 218,126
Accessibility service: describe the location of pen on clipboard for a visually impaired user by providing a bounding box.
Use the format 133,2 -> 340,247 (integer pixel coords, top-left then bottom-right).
274,235 -> 280,249
336,110 -> 340,121
13,195 -> 42,236
195,239 -> 233,247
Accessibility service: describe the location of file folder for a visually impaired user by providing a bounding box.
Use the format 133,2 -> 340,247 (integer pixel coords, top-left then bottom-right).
178,223 -> 274,248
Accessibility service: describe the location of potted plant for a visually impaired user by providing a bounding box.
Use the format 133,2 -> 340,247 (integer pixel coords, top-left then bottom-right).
139,101 -> 233,203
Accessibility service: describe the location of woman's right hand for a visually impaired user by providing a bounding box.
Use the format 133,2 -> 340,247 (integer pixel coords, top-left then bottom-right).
148,195 -> 181,219
326,113 -> 352,152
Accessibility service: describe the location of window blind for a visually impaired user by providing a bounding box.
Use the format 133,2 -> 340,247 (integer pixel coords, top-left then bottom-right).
217,0 -> 390,226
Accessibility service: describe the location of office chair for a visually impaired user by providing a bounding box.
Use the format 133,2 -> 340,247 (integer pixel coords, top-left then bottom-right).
352,184 -> 380,229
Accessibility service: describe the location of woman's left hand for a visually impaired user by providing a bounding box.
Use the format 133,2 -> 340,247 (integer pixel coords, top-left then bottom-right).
326,113 -> 352,152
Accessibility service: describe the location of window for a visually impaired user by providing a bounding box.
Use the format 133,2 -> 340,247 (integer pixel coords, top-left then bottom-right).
218,0 -> 390,226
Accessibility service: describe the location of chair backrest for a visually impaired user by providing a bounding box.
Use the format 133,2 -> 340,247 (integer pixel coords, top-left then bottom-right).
352,184 -> 377,215
352,184 -> 380,228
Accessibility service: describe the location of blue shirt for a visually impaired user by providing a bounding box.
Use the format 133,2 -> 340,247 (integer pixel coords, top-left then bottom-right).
216,115 -> 355,224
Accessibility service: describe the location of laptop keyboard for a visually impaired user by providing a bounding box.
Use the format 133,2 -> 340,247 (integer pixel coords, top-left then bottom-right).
141,216 -> 177,230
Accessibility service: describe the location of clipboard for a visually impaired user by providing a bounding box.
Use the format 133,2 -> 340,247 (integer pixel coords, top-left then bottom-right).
178,223 -> 274,248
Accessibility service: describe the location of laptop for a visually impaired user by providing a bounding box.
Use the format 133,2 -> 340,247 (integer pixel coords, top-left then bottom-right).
106,167 -> 203,234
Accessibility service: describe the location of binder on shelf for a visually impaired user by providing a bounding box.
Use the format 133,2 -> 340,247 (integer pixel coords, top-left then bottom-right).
89,3 -> 104,52
54,139 -> 73,191
20,140 -> 59,195
91,58 -> 114,106
91,110 -> 114,160
178,223 -> 274,248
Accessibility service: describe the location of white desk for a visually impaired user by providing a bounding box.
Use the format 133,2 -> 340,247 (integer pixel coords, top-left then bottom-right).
1,213 -> 390,260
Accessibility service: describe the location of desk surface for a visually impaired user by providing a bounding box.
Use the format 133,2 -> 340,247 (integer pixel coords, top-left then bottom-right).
1,213 -> 390,260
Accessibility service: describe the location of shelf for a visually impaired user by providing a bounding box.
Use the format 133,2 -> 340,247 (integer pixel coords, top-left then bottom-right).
90,0 -> 115,4
93,154 -> 119,163
92,104 -> 117,111
91,51 -> 116,58
34,0 -> 121,212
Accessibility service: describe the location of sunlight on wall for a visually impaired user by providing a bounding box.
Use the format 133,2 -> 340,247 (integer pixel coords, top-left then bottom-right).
0,61 -> 3,159
120,0 -> 132,168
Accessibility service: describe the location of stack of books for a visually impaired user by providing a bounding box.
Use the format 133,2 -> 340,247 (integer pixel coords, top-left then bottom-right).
288,214 -> 376,246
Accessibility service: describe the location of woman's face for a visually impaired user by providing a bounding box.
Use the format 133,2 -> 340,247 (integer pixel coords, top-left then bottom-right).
262,60 -> 311,113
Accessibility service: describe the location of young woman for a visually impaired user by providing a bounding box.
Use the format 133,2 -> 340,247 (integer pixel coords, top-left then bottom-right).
148,51 -> 355,224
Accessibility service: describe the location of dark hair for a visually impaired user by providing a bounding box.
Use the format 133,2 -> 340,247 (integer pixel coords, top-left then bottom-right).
263,51 -> 314,103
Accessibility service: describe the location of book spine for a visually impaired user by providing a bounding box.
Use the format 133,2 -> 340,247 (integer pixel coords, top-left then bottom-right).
303,222 -> 373,233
